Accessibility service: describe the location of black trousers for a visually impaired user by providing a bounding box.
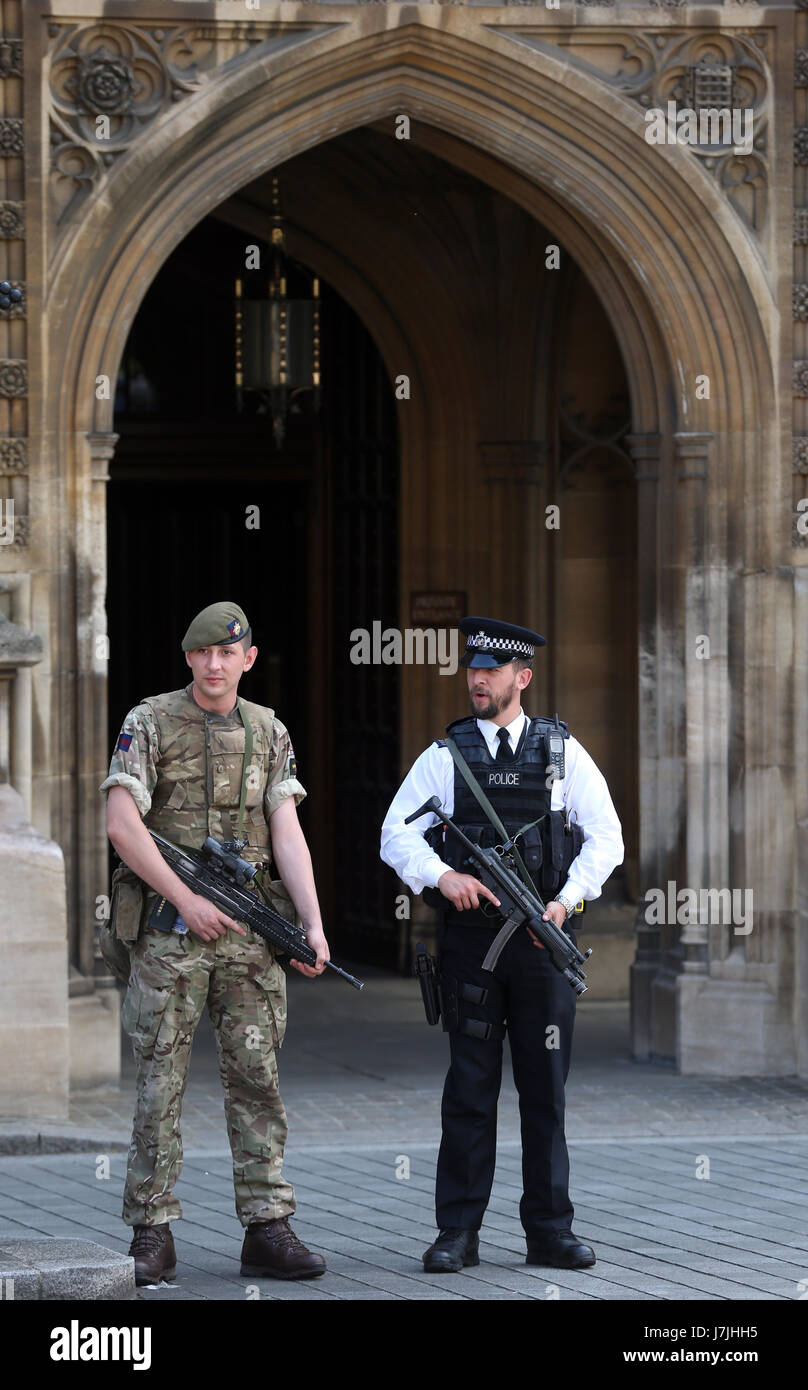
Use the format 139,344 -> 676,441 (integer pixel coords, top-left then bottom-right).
435,921 -> 577,1236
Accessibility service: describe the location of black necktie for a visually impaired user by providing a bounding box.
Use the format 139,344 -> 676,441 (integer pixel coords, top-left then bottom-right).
495,727 -> 514,762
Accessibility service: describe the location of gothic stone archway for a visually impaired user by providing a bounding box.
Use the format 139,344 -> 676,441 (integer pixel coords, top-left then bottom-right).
25,4 -> 792,1078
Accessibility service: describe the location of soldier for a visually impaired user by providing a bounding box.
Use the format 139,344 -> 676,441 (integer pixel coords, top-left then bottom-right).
100,601 -> 329,1286
381,617 -> 624,1274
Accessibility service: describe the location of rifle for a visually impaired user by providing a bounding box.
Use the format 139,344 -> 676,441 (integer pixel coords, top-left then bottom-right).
148,831 -> 364,991
404,796 -> 591,995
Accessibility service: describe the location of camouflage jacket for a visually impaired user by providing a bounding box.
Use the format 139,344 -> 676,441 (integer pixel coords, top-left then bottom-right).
100,684 -> 306,865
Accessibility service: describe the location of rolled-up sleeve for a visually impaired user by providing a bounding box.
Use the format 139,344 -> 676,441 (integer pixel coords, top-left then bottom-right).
265,718 -> 307,817
99,704 -> 159,817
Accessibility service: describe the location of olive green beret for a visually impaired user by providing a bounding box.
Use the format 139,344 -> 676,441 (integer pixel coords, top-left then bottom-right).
182,601 -> 251,651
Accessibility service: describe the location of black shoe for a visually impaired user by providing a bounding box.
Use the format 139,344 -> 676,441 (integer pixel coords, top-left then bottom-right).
423,1228 -> 480,1273
526,1230 -> 596,1269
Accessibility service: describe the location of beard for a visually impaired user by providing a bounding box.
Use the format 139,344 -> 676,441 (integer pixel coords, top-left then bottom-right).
468,675 -> 518,722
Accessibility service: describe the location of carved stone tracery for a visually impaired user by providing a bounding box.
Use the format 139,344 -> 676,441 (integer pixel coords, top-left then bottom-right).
0,41 -> 22,79
0,361 -> 27,399
794,438 -> 808,476
0,439 -> 26,475
491,26 -> 770,237
0,203 -> 24,239
47,20 -> 331,230
0,120 -> 23,160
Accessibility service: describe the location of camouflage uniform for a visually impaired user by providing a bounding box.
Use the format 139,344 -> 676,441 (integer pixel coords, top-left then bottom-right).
100,684 -> 306,1228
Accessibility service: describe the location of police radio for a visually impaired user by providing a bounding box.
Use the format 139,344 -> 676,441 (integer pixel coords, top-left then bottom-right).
544,712 -> 566,784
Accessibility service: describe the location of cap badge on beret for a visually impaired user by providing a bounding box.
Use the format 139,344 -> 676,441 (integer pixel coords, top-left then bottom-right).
228,618 -> 242,639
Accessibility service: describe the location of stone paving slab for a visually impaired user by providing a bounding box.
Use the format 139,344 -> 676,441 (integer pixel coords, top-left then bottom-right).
3,992 -> 808,1156
0,1139 -> 805,1301
0,1237 -> 135,1300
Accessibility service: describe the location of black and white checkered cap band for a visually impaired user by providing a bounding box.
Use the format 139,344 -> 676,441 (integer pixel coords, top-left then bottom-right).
467,631 -> 534,657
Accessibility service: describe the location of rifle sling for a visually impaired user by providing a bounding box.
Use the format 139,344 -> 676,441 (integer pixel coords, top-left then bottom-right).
444,735 -> 544,892
236,698 -> 254,844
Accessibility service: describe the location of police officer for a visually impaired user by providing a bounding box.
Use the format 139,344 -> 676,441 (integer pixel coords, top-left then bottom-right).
100,601 -> 329,1285
381,617 -> 624,1274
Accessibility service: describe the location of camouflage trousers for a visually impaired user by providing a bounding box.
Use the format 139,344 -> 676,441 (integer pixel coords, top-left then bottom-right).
121,923 -> 295,1228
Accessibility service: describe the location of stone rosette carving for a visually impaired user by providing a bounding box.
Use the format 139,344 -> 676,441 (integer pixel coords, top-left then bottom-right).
0,440 -> 27,475
0,40 -> 22,79
795,128 -> 808,167
794,438 -> 808,475
47,20 -> 327,229
48,22 -> 209,224
491,27 -> 770,238
71,48 -> 139,117
0,361 -> 27,398
793,362 -> 808,398
0,202 -> 24,239
795,209 -> 808,246
0,281 -> 25,320
0,120 -> 23,160
10,514 -> 29,548
795,286 -> 808,323
797,51 -> 808,89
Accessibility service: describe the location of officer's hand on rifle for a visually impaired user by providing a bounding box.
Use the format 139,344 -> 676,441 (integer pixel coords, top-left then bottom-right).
180,892 -> 247,942
541,902 -> 569,930
438,871 -> 501,912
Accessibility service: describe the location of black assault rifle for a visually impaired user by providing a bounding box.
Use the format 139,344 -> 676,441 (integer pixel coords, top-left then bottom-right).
149,831 -> 363,991
404,796 -> 591,995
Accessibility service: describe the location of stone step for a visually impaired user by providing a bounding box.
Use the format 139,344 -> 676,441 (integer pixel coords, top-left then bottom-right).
0,1238 -> 135,1300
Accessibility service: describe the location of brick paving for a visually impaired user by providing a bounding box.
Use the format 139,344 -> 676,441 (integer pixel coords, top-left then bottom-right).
0,1140 -> 805,1301
1,970 -> 807,1299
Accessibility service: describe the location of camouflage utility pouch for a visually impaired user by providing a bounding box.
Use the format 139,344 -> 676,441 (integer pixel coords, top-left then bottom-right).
99,862 -> 144,985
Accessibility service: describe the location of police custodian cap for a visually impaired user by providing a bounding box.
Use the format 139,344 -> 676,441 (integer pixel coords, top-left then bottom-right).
182,601 -> 251,651
459,616 -> 547,668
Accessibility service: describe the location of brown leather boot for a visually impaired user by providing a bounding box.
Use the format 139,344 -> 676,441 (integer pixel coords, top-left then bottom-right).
128,1223 -> 177,1287
240,1218 -> 327,1280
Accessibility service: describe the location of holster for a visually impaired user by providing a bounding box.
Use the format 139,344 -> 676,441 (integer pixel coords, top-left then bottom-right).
413,945 -> 442,1025
440,974 -> 506,1043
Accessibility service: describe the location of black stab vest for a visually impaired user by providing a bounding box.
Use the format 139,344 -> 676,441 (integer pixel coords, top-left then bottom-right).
424,714 -> 584,928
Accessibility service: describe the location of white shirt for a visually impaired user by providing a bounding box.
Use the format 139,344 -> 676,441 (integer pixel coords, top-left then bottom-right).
380,709 -> 624,905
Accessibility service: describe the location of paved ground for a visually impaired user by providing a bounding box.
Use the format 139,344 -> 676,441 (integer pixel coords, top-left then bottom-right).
2,968 -> 807,1300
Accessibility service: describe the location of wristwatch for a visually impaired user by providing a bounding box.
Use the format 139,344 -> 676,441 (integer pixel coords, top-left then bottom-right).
553,893 -> 576,919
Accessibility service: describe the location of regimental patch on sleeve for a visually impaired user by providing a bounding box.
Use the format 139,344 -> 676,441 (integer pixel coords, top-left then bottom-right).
117,732 -> 133,752
288,748 -> 297,779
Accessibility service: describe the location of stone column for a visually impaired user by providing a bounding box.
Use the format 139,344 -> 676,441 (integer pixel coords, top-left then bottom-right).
67,431 -> 120,1089
0,610 -> 70,1119
625,434 -> 661,1060
674,432 -> 718,977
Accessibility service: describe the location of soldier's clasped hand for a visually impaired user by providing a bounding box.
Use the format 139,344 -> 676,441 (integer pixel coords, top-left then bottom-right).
181,892 -> 247,942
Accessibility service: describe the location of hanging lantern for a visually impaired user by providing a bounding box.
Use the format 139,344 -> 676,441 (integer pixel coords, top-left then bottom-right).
235,176 -> 321,446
